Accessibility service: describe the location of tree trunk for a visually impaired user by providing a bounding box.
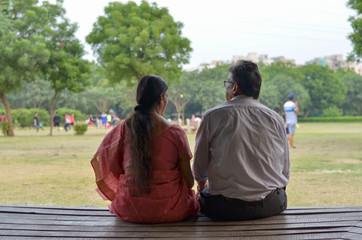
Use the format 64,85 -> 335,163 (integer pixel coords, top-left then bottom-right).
182,108 -> 185,126
0,92 -> 14,136
49,92 -> 57,136
177,111 -> 181,123
356,106 -> 361,116
304,107 -> 310,118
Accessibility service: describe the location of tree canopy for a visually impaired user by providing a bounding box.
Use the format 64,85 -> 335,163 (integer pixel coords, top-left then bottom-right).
86,1 -> 192,85
347,0 -> 362,61
0,4 -> 50,136
0,0 -> 90,136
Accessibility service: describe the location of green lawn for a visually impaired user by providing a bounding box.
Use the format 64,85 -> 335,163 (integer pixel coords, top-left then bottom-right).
0,123 -> 361,207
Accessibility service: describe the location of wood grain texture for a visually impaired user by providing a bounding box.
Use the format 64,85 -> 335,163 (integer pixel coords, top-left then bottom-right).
0,205 -> 361,239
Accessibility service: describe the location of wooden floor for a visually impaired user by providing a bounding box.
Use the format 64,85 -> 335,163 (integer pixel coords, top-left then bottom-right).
0,205 -> 361,239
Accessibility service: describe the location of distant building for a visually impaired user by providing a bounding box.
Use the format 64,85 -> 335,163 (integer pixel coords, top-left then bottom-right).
232,52 -> 292,65
187,53 -> 294,72
187,60 -> 228,72
186,53 -> 361,74
270,56 -> 295,64
306,54 -> 361,75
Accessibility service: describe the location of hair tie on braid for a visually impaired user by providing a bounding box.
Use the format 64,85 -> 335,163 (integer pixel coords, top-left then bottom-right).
134,104 -> 144,112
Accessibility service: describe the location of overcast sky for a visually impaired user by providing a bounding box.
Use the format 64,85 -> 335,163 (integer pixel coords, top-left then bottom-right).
62,0 -> 355,68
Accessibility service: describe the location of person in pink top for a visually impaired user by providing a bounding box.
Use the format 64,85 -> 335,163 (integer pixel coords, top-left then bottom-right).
91,75 -> 199,223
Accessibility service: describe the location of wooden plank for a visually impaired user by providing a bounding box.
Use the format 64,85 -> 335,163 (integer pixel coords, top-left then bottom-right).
0,227 -> 351,238
1,216 -> 362,229
1,215 -> 362,228
2,206 -> 362,221
0,220 -> 358,232
2,205 -> 362,216
340,233 -> 362,240
0,207 -> 112,217
0,205 -> 109,211
0,205 -> 361,239
0,235 -> 351,240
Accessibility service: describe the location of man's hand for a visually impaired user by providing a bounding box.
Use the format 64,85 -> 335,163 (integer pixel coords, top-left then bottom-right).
197,180 -> 208,193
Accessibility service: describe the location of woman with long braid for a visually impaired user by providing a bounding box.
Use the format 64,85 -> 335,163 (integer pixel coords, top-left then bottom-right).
91,75 -> 199,223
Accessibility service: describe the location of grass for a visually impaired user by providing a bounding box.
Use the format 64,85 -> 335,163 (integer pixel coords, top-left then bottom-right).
0,123 -> 361,207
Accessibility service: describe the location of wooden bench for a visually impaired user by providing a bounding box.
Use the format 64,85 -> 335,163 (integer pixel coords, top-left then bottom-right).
0,205 -> 361,239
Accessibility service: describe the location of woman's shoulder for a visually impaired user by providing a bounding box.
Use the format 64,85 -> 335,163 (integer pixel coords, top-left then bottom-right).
164,124 -> 186,137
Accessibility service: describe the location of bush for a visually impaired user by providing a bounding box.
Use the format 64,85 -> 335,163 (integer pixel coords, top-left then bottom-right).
28,108 -> 50,126
299,116 -> 362,123
73,124 -> 88,135
56,108 -> 87,123
321,106 -> 343,117
12,108 -> 50,127
0,122 -> 10,136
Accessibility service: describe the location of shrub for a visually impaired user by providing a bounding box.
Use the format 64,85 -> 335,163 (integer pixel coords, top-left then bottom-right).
11,109 -> 32,127
56,108 -> 87,123
12,108 -> 50,127
0,122 -> 10,136
321,106 -> 343,117
73,124 -> 88,135
28,108 -> 50,126
299,116 -> 362,123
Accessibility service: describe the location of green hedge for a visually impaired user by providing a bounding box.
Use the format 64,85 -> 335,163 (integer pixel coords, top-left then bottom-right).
0,122 -> 10,136
73,123 -> 88,135
299,116 -> 362,123
55,108 -> 87,122
12,108 -> 50,127
0,108 -> 87,128
0,108 -> 50,127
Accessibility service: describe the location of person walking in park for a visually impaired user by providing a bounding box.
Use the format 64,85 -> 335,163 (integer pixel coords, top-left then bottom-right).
0,113 -> 6,122
88,115 -> 94,128
193,60 -> 290,221
0,112 -> 8,134
100,112 -> 107,129
284,92 -> 299,149
33,112 -> 40,132
53,111 -> 61,131
112,115 -> 119,127
70,113 -> 75,128
64,113 -> 71,132
91,75 -> 199,223
107,113 -> 112,128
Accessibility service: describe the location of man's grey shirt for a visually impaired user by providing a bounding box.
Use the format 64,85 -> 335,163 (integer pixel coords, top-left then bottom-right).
193,95 -> 290,201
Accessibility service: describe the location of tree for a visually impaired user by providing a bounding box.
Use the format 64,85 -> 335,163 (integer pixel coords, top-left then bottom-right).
300,64 -> 347,116
347,0 -> 362,61
7,79 -> 52,109
337,69 -> 362,115
195,64 -> 230,111
259,75 -> 311,115
259,61 -> 304,83
36,0 -> 90,136
0,7 -> 50,136
168,71 -> 198,124
86,1 -> 192,85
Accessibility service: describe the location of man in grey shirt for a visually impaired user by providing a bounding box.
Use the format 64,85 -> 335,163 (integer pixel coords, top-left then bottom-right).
193,60 -> 290,221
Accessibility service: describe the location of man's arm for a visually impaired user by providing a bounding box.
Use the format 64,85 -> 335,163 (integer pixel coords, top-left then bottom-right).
193,116 -> 210,192
294,101 -> 299,114
284,111 -> 287,124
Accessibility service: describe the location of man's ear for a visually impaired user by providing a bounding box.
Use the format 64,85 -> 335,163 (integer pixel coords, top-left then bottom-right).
233,82 -> 240,95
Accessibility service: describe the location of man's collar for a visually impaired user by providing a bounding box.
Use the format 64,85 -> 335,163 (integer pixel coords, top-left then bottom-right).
230,94 -> 253,101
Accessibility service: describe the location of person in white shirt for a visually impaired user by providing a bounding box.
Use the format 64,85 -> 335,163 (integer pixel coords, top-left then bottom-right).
284,92 -> 299,149
193,60 -> 290,221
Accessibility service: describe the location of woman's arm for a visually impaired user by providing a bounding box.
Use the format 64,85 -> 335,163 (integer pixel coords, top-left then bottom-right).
178,156 -> 194,188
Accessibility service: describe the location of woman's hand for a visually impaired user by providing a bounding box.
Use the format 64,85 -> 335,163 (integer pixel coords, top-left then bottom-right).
178,157 -> 194,188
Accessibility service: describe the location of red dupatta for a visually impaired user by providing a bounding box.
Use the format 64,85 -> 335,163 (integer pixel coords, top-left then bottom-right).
90,121 -> 126,201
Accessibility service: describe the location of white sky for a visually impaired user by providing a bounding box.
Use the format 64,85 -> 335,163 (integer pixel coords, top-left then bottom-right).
62,0 -> 355,68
